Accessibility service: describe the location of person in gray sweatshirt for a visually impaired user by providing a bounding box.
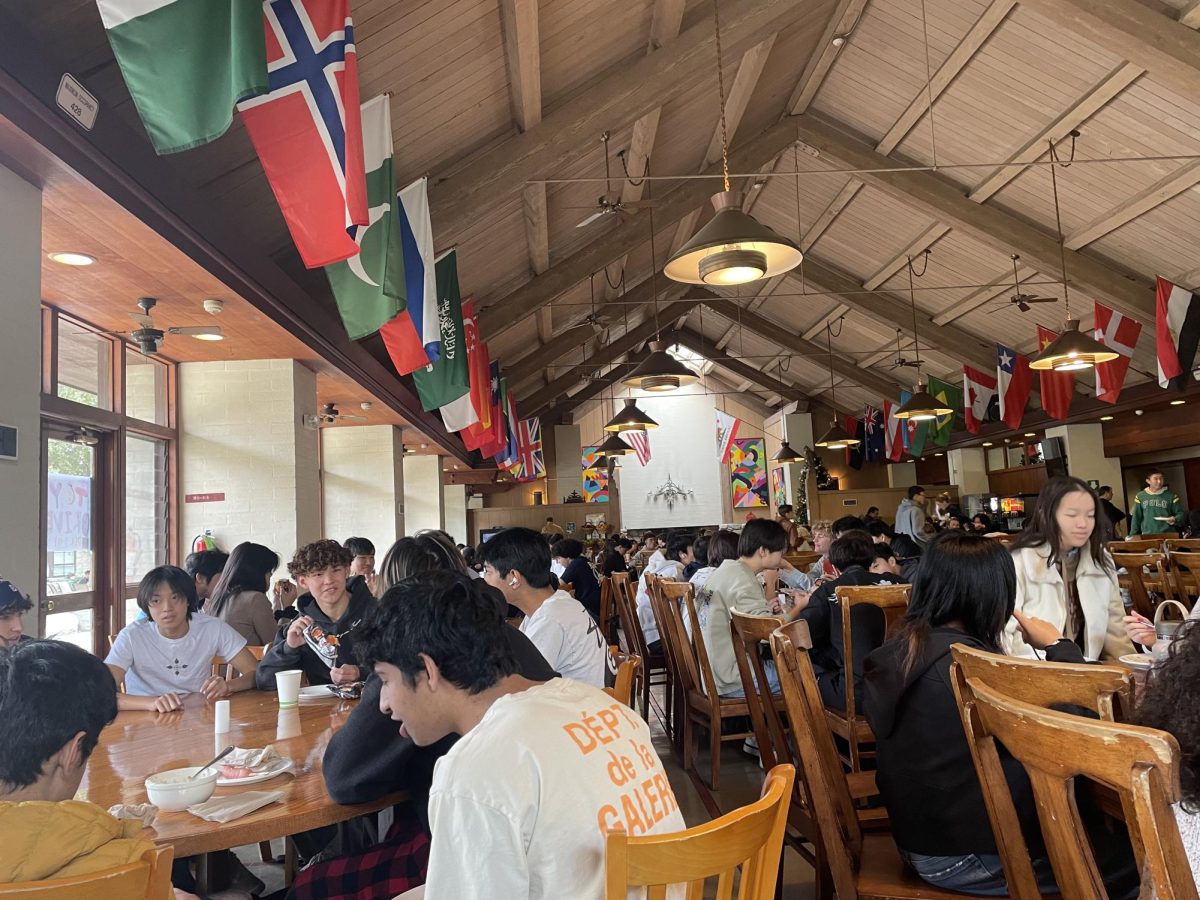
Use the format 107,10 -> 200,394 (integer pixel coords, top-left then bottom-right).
894,485 -> 929,545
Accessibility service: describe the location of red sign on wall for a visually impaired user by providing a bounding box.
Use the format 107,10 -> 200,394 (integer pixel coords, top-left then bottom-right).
185,492 -> 225,504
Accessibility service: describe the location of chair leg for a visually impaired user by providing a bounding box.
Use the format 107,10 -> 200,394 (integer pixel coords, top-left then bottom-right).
709,719 -> 722,791
683,713 -> 697,774
258,840 -> 274,862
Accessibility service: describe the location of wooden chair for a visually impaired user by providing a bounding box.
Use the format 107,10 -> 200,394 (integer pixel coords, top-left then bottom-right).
1166,549 -> 1200,608
603,651 -> 641,707
559,580 -> 575,597
598,576 -> 618,644
604,764 -> 795,900
614,575 -> 670,727
1112,551 -> 1176,618
664,580 -> 755,791
771,620 -> 978,899
954,675 -> 1197,900
1165,538 -> 1200,553
0,845 -> 173,898
830,584 -> 911,772
1110,538 -> 1165,554
786,551 -> 823,571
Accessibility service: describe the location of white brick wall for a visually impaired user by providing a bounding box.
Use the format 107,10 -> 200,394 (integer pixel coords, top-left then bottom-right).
321,424 -> 403,552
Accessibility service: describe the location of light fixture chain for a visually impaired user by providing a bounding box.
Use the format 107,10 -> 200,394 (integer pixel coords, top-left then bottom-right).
826,324 -> 837,406
1047,139 -> 1072,319
919,0 -> 939,170
907,257 -> 923,378
712,0 -> 731,193
647,159 -> 662,338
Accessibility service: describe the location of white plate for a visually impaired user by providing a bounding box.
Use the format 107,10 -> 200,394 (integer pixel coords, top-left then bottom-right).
298,685 -> 337,701
1119,653 -> 1154,670
216,757 -> 293,786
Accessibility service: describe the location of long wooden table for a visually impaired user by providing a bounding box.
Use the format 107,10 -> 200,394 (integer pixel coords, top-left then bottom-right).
79,689 -> 407,858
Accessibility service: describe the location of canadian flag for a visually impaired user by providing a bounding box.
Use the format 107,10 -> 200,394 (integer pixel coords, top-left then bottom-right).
883,399 -> 903,462
962,365 -> 998,434
1093,301 -> 1142,404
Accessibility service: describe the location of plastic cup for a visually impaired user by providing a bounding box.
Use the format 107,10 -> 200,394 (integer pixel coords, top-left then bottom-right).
276,669 -> 302,707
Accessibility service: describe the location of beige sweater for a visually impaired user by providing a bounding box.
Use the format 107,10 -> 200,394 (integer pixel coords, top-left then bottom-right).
204,589 -> 276,647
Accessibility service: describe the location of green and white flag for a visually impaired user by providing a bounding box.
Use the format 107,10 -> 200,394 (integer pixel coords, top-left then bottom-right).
413,250 -> 471,413
97,0 -> 267,154
325,96 -> 405,340
927,375 -> 962,448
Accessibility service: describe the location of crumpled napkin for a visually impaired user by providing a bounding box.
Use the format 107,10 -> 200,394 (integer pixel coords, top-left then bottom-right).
108,803 -> 157,826
187,788 -> 289,823
217,746 -> 294,780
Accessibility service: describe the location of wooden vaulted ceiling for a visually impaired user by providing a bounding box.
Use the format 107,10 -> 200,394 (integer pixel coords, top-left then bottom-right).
6,0 -> 1200,458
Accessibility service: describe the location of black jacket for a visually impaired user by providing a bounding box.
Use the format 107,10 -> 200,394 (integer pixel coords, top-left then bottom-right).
323,624 -> 559,804
255,575 -> 376,689
562,557 -> 600,621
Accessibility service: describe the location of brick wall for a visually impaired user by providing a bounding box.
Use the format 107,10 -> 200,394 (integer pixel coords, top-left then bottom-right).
321,424 -> 403,552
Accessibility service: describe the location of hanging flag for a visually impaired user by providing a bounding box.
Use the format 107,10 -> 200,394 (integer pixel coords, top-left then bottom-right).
456,300 -> 491,450
883,400 -> 903,462
715,410 -> 740,463
325,96 -> 404,340
927,376 -> 961,448
1156,276 -> 1200,391
627,431 -> 652,466
863,406 -> 885,463
411,251 -> 472,419
498,385 -> 521,471
899,391 -> 928,458
238,0 -> 367,268
379,177 -> 441,374
1093,301 -> 1141,404
514,418 -> 544,481
844,415 -> 865,469
996,344 -> 1032,429
962,365 -> 998,434
1036,325 -> 1075,421
477,364 -> 508,459
98,0 -> 267,154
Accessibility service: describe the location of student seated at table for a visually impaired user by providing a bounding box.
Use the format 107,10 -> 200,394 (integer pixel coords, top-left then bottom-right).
633,531 -> 695,654
0,639 -> 173,896
794,529 -> 904,711
869,543 -> 904,579
183,547 -> 229,604
106,566 -> 258,713
0,576 -> 32,648
203,541 -> 280,646
686,529 -> 739,601
479,527 -> 612,688
550,538 -> 601,622
362,572 -> 685,900
864,531 -> 1138,897
257,539 -> 375,690
600,537 -> 630,577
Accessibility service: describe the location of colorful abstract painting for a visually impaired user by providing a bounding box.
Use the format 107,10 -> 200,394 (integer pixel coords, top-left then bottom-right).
771,466 -> 787,508
730,437 -> 768,508
581,446 -> 609,503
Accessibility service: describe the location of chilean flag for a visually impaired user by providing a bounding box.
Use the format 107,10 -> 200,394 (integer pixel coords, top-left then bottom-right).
996,343 -> 1032,429
883,400 -> 903,462
1094,301 -> 1141,403
238,0 -> 367,268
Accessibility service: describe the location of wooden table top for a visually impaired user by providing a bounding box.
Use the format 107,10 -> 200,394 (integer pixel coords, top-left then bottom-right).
79,690 -> 407,857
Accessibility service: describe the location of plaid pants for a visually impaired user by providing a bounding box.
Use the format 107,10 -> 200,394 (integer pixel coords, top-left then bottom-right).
287,814 -> 430,900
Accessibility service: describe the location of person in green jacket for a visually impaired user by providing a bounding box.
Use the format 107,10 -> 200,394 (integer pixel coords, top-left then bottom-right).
1129,469 -> 1187,535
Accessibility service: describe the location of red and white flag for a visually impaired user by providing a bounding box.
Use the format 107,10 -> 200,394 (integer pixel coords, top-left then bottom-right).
1037,325 -> 1074,421
715,410 -> 739,463
238,0 -> 368,268
1156,276 -> 1200,391
1093,301 -> 1141,404
883,399 -> 903,462
626,430 -> 652,466
455,299 -> 492,450
962,365 -> 998,434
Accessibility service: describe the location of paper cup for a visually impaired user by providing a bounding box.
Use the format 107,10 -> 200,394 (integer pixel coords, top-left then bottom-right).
277,706 -> 301,740
276,669 -> 302,707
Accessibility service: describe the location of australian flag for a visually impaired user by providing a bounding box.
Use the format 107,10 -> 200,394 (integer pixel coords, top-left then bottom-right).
863,406 -> 885,463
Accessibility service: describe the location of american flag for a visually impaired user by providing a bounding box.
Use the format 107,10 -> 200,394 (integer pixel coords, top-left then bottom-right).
626,430 -> 652,466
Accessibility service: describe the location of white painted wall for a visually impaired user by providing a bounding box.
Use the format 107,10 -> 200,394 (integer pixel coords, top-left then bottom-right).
322,424 -> 403,552
443,484 -> 468,545
403,454 -> 444,534
0,164 -> 42,629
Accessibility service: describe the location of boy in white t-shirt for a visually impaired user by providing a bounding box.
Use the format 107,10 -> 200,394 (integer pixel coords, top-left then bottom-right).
479,527 -> 614,688
358,572 -> 686,900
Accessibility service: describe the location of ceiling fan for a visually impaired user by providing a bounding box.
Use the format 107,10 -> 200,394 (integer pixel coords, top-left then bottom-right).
568,131 -> 657,228
315,403 -> 367,425
887,329 -> 922,370
119,297 -> 222,354
990,254 -> 1057,313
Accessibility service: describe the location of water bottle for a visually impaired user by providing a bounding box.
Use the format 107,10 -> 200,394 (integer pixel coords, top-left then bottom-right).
1152,599 -> 1190,662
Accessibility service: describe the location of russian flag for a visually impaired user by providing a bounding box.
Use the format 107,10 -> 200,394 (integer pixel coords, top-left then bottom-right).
380,177 -> 442,375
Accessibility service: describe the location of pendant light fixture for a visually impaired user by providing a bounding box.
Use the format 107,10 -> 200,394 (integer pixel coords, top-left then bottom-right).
772,357 -> 806,461
604,397 -> 659,432
662,0 -> 801,286
814,322 -> 861,449
1029,137 -> 1119,372
893,256 -> 953,421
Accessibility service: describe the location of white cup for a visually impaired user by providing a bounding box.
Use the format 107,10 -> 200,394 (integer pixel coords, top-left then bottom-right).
277,706 -> 301,740
214,699 -> 230,733
276,669 -> 303,707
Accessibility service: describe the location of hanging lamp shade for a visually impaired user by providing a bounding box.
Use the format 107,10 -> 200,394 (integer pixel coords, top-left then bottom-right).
621,341 -> 699,392
1029,318 -> 1119,372
814,418 -> 860,450
663,191 -> 802,286
773,440 -> 805,462
604,397 -> 659,432
894,382 -> 953,421
598,432 -> 635,456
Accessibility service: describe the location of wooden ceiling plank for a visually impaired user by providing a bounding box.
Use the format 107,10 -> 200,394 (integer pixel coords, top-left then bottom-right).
787,0 -> 871,115
793,115 -> 1153,322
541,349 -> 649,425
505,323 -> 597,385
430,0 -> 808,236
968,61 -> 1144,203
713,276 -> 784,349
931,262 -> 1039,326
1180,1 -> 1200,29
875,0 -> 1016,157
675,328 -> 812,407
1063,160 -> 1200,250
498,0 -> 542,133
536,306 -> 554,344
649,0 -> 687,50
802,177 -> 862,251
861,223 -> 950,291
522,183 -> 550,274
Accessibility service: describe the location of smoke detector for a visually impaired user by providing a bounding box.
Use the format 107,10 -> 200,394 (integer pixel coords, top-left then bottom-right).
203,298 -> 225,315
360,401 -> 373,411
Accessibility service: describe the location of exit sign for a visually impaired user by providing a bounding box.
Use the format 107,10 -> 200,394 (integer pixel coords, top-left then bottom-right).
185,492 -> 225,504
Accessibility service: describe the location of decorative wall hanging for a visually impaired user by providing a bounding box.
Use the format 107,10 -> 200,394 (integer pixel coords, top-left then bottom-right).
730,437 -> 768,508
771,467 -> 787,509
581,446 -> 609,503
647,473 -> 694,511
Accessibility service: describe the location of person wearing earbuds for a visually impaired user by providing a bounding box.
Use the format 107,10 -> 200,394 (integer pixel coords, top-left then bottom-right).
479,527 -> 613,688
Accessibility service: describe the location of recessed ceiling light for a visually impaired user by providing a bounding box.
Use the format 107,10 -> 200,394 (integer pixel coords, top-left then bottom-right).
1100,415 -> 1114,422
1135,409 -> 1145,416
192,332 -> 224,341
1024,432 -> 1036,438
47,251 -> 95,266
1171,399 -> 1186,406
981,441 -> 993,447
934,452 -> 944,457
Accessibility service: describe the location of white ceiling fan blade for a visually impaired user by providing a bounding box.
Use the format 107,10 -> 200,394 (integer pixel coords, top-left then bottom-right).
340,414 -> 368,421
169,326 -> 222,336
575,211 -> 607,228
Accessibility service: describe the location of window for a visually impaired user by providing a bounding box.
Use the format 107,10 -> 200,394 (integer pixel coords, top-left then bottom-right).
56,318 -> 112,409
125,433 -> 170,581
126,348 -> 169,425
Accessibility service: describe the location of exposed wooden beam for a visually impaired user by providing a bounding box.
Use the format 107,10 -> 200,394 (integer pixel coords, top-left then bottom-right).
931,261 -> 1038,326
1181,0 -> 1200,29
649,0 -> 688,50
968,61 -> 1143,203
536,307 -> 553,344
875,0 -> 1016,156
802,303 -> 850,339
787,0 -> 870,115
506,324 -> 602,386
861,224 -> 950,290
478,118 -> 799,339
713,277 -> 784,349
793,115 -> 1153,321
498,0 -> 542,132
541,349 -> 651,424
1064,160 -> 1200,250
675,329 -> 814,408
430,0 -> 810,236
802,177 -> 862,251
522,184 -> 550,275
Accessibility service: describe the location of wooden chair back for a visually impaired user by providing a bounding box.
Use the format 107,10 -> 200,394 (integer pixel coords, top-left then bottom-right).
657,581 -> 703,699
613,577 -> 642,658
955,675 -> 1197,900
950,643 -> 1132,723
559,581 -> 575,597
1167,549 -> 1200,607
604,764 -> 795,900
598,576 -> 615,642
1113,551 -> 1174,617
729,610 -> 786,772
0,845 -> 173,898
1166,539 -> 1200,553
1110,538 -> 1165,554
785,551 -> 822,571
604,651 -> 641,707
679,582 -> 723,703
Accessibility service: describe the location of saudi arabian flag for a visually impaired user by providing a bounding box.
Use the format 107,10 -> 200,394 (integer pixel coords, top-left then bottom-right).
927,376 -> 962,448
413,250 -> 471,412
97,0 -> 267,154
326,96 -> 405,340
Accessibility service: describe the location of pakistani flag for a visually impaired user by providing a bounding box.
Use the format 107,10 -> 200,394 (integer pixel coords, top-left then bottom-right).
413,251 -> 471,413
326,96 -> 405,340
927,376 -> 962,448
97,0 -> 267,154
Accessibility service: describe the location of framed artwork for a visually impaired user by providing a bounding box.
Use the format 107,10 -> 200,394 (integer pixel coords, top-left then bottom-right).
771,466 -> 787,508
730,437 -> 768,508
581,446 -> 609,503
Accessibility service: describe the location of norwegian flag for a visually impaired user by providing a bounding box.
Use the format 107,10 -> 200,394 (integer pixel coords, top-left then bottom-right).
883,400 -> 903,462
626,430 -> 652,466
515,417 -> 545,481
962,365 -> 998,434
1093,302 -> 1141,404
996,343 -> 1032,429
238,0 -> 367,268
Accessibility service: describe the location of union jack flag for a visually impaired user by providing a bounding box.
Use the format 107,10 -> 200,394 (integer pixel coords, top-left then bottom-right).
515,417 -> 545,481
238,0 -> 367,268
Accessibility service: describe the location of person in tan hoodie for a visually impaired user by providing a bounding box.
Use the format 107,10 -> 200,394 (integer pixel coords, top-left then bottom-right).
0,639 -> 171,896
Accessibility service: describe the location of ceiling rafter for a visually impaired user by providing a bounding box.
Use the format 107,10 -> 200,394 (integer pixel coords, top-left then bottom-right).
787,0 -> 870,115
1181,1 -> 1200,29
802,304 -> 850,339
540,348 -> 652,425
675,328 -> 812,406
861,223 -> 950,290
931,260 -> 1039,326
713,276 -> 784,349
1063,160 -> 1200,250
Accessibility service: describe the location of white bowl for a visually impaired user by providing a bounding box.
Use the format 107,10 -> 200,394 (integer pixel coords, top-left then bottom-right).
145,766 -> 219,811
